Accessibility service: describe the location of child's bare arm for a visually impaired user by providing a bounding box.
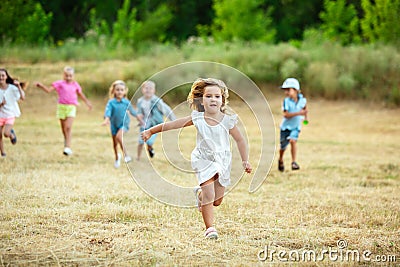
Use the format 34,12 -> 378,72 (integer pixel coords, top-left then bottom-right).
283,108 -> 307,119
230,125 -> 252,173
77,91 -> 93,110
35,82 -> 54,93
101,117 -> 110,126
14,80 -> 25,101
141,115 -> 193,142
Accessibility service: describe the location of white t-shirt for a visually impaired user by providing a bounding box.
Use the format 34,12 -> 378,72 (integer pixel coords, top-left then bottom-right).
0,84 -> 22,118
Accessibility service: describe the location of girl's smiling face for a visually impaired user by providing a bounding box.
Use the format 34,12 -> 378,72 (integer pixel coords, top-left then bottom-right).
0,71 -> 7,86
114,84 -> 126,100
202,85 -> 223,114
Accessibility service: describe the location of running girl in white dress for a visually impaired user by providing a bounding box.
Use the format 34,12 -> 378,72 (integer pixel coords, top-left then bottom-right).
141,78 -> 252,239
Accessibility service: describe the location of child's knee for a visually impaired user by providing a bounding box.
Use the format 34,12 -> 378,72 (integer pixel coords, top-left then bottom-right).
201,189 -> 215,205
289,139 -> 297,145
213,197 -> 223,206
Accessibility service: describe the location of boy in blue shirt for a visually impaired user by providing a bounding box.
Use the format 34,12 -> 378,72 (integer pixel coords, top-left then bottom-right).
278,78 -> 308,172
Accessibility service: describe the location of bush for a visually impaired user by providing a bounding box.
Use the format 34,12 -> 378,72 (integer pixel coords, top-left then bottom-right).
1,41 -> 400,106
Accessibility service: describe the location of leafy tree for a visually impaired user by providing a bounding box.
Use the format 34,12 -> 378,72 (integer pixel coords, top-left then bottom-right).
271,0 -> 324,42
210,0 -> 275,42
360,0 -> 400,44
134,4 -> 173,43
111,0 -> 139,46
15,3 -> 53,44
111,0 -> 173,46
0,0 -> 35,43
319,0 -> 360,45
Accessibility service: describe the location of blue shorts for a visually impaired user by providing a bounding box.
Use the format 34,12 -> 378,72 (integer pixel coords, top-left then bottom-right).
280,129 -> 300,150
111,124 -> 128,136
138,126 -> 157,146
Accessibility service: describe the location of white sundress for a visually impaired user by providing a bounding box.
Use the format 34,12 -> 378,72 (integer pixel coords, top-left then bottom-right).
191,110 -> 238,187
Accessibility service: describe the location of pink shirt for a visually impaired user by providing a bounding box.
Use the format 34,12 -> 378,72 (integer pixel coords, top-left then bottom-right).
52,80 -> 82,105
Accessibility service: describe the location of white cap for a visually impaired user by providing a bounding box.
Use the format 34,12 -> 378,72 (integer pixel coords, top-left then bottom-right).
280,78 -> 300,90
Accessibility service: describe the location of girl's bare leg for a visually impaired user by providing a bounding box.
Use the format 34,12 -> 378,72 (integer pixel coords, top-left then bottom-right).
60,117 -> 74,148
115,129 -> 127,156
200,174 -> 222,229
112,135 -> 119,160
0,126 -> 4,155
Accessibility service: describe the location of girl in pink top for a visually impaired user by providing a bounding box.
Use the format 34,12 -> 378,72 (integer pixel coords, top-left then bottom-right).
36,66 -> 92,156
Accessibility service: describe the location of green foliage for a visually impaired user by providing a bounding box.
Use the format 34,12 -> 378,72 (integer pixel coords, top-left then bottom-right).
86,8 -> 110,41
319,0 -> 360,45
134,4 -> 173,43
110,0 -> 173,47
111,0 -> 139,46
361,0 -> 400,44
0,0 -> 35,43
15,3 -> 53,45
2,39 -> 400,106
210,0 -> 275,42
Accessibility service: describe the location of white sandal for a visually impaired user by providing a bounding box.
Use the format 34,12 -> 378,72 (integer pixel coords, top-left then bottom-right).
204,227 -> 218,239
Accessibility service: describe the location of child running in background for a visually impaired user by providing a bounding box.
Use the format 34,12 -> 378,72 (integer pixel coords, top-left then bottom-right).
0,68 -> 26,157
136,80 -> 176,160
141,78 -> 252,239
101,80 -> 143,168
278,78 -> 307,172
35,66 -> 92,156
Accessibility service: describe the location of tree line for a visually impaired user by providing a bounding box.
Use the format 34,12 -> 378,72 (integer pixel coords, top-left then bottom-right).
1,0 -> 399,46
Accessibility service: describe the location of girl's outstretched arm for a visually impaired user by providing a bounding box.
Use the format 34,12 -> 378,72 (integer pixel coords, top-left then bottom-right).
230,125 -> 252,173
141,115 -> 193,142
35,82 -> 55,93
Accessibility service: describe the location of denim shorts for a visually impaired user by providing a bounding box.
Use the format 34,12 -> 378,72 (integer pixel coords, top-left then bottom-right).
138,126 -> 157,145
110,124 -> 128,136
280,129 -> 300,150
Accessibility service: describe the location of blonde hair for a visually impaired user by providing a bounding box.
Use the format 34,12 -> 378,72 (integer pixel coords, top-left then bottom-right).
141,80 -> 156,90
109,80 -> 128,99
64,66 -> 74,74
187,78 -> 229,113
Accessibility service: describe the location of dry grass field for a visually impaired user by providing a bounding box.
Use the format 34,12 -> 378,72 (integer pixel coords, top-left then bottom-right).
1,67 -> 399,266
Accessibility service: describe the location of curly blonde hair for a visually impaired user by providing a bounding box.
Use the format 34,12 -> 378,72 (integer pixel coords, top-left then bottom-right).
187,78 -> 229,113
109,80 -> 128,99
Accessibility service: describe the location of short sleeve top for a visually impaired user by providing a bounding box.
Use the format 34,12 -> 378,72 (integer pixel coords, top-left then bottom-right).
280,93 -> 307,131
52,80 -> 82,105
191,110 -> 238,153
0,84 -> 21,118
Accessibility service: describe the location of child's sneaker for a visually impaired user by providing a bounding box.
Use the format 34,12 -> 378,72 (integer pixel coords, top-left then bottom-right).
10,129 -> 17,145
124,155 -> 132,163
1,152 -> 6,158
63,147 -> 73,156
291,161 -> 300,170
114,153 -> 121,168
278,160 -> 284,172
204,227 -> 218,239
148,147 -> 155,158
